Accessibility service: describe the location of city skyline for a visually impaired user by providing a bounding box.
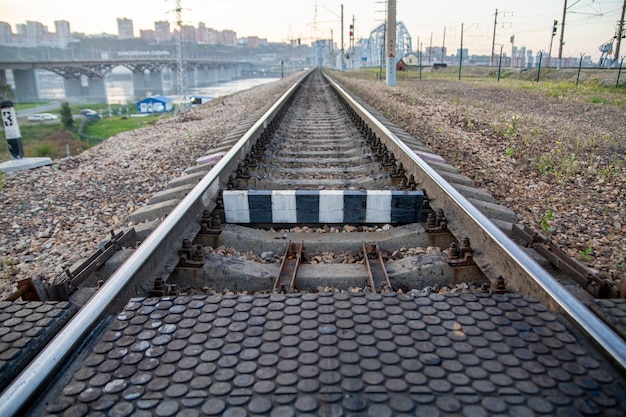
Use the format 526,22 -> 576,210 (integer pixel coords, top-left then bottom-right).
2,0 -> 625,62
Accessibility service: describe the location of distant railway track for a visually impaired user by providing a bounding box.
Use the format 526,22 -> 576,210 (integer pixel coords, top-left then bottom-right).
2,68 -> 625,417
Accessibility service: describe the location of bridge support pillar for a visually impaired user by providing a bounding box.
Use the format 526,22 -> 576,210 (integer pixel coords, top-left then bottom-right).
187,68 -> 196,88
217,66 -> 231,82
13,69 -> 40,102
132,71 -> 149,101
149,71 -> 163,96
208,68 -> 218,84
84,78 -> 107,102
63,76 -> 107,102
196,68 -> 210,86
132,69 -> 163,101
63,77 -> 82,99
0,70 -> 7,86
170,69 -> 179,94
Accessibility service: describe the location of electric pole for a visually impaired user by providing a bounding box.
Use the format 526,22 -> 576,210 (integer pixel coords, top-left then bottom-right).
614,0 -> 626,62
386,0 -> 396,86
491,9 -> 498,66
341,4 -> 344,71
557,0 -> 567,70
174,0 -> 187,113
459,23 -> 464,80
441,26 -> 446,63
428,32 -> 433,65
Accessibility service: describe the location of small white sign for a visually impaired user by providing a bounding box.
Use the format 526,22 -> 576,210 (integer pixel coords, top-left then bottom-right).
1,106 -> 21,140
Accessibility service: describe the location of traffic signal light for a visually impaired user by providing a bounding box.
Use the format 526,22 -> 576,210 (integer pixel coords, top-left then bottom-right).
552,20 -> 558,36
349,24 -> 354,37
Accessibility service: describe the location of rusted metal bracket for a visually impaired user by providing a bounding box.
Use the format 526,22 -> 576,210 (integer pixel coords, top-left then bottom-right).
149,277 -> 180,297
4,278 -> 41,301
61,228 -> 135,294
4,229 -> 135,301
362,242 -> 393,293
177,239 -> 205,268
442,238 -> 475,266
273,241 -> 304,293
424,208 -> 448,233
512,223 -> 619,298
199,209 -> 224,235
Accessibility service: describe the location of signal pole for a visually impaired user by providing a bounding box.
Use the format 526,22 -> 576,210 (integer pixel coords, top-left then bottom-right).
548,20 -> 558,67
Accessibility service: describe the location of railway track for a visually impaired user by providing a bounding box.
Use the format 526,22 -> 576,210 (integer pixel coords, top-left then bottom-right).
1,69 -> 626,416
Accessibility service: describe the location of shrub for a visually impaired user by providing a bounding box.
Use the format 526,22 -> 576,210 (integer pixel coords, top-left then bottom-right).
60,101 -> 74,129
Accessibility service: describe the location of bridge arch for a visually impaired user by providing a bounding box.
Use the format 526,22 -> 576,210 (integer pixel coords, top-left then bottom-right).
365,21 -> 412,67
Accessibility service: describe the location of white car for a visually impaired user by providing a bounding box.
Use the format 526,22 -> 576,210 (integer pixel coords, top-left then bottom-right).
27,113 -> 58,121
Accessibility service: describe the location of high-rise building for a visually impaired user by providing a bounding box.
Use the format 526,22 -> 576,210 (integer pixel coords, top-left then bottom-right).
25,20 -> 45,46
55,20 -> 71,47
140,29 -> 157,42
219,30 -> 237,46
197,22 -> 208,44
181,25 -> 196,42
155,20 -> 170,43
0,22 -> 11,45
117,17 -> 134,39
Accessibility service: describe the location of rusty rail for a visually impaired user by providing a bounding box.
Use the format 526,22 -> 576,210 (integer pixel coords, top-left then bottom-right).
362,242 -> 392,292
273,241 -> 304,293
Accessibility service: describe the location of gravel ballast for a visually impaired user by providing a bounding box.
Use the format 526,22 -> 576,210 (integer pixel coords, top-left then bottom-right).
0,75 -> 299,298
333,71 -> 625,287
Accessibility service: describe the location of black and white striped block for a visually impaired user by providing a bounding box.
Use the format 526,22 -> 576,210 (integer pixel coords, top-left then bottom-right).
222,190 -> 423,224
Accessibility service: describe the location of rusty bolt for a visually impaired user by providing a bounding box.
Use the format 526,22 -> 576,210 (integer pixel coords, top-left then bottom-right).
493,276 -> 506,294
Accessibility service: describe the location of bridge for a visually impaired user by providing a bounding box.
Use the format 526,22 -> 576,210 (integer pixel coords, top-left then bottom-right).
0,58 -> 253,102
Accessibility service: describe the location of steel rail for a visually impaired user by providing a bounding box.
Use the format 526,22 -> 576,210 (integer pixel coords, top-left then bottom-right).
0,69 -> 313,417
323,71 -> 626,374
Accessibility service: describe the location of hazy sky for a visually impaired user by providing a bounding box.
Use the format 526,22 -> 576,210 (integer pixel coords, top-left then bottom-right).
2,0 -> 624,60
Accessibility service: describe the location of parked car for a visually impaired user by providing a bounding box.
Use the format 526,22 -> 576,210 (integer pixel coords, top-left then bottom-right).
83,111 -> 101,120
27,113 -> 58,121
79,109 -> 96,115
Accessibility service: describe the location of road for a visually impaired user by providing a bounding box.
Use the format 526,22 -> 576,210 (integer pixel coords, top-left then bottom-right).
15,102 -> 60,118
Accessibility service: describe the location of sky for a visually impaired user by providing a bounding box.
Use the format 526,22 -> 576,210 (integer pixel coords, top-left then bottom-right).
2,0 -> 625,61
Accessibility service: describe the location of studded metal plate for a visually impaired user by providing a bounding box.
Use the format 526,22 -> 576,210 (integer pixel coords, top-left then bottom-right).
45,293 -> 626,417
0,300 -> 77,392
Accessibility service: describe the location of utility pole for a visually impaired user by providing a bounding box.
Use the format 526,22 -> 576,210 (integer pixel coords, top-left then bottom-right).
428,32 -> 433,65
614,0 -> 626,62
557,0 -> 567,70
491,9 -> 498,66
386,0 -> 397,86
330,29 -> 333,68
459,23 -> 464,80
174,0 -> 187,113
441,26 -> 446,63
340,4 -> 344,71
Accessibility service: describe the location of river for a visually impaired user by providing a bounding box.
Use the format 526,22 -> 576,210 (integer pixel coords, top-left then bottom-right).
36,72 -> 280,105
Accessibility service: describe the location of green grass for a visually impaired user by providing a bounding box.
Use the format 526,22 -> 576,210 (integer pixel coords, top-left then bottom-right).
14,102 -> 50,111
82,114 -> 167,139
0,123 -> 86,161
356,65 -> 625,108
